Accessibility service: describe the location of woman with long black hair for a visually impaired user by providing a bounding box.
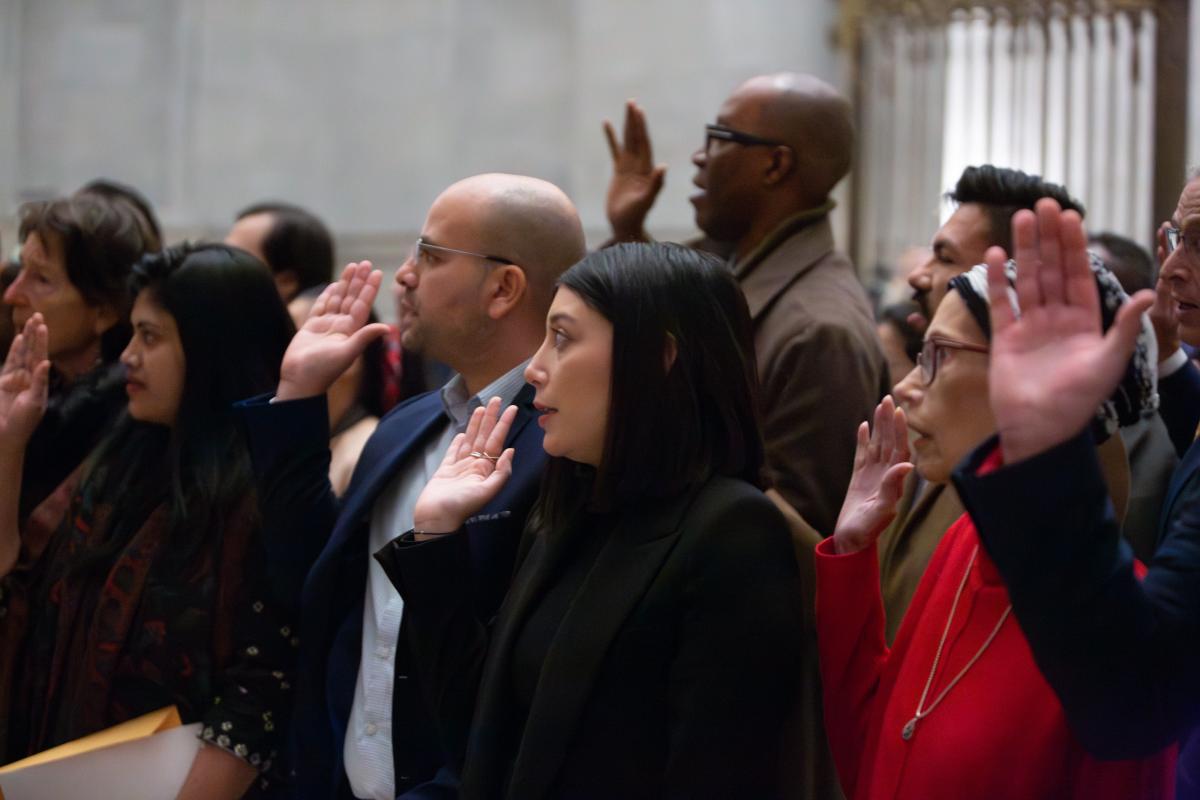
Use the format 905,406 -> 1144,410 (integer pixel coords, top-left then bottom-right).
376,242 -> 805,799
0,243 -> 297,798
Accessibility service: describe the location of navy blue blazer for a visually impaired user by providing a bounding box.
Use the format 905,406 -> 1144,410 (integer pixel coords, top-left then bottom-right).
236,384 -> 545,800
952,431 -> 1200,797
1159,356 -> 1200,457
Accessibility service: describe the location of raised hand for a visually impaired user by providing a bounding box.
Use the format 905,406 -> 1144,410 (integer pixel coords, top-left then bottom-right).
1150,222 -> 1181,363
832,396 -> 913,555
986,199 -> 1155,464
276,261 -> 392,401
603,100 -> 667,242
412,397 -> 517,538
0,313 -> 51,455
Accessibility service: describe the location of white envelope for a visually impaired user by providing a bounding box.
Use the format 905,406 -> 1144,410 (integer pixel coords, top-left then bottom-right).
0,717 -> 201,800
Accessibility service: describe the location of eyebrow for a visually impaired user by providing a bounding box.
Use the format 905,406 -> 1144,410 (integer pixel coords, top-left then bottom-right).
548,312 -> 577,325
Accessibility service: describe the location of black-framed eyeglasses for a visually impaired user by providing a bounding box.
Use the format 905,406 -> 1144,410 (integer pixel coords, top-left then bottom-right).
916,335 -> 990,386
409,237 -> 515,266
1165,226 -> 1200,258
704,124 -> 788,156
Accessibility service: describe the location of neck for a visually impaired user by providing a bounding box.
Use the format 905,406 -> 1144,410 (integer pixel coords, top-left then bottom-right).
734,198 -> 827,262
53,339 -> 103,384
453,327 -> 540,398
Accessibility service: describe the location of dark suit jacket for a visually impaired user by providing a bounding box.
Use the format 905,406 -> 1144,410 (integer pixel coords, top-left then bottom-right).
376,475 -> 805,800
1158,357 -> 1200,457
235,385 -> 545,799
952,431 -> 1200,795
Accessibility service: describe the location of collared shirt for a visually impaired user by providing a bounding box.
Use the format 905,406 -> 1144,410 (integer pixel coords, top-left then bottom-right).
344,360 -> 530,800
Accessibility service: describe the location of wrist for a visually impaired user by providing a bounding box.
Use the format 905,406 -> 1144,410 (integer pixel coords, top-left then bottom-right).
831,532 -> 867,555
412,516 -> 464,536
274,379 -> 324,403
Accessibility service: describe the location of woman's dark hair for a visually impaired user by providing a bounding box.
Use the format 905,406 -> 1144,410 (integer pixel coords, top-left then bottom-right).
534,242 -> 765,529
78,243 -> 295,572
18,194 -> 154,362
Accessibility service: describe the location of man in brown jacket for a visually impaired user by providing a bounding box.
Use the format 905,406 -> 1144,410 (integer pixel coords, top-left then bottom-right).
605,73 -> 885,537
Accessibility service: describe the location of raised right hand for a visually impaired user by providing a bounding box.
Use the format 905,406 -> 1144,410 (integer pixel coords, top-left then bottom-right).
832,396 -> 913,555
412,398 -> 517,537
276,261 -> 392,401
0,314 -> 50,455
603,100 -> 666,242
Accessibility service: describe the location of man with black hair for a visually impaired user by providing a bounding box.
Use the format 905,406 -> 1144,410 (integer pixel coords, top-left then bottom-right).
226,201 -> 335,302
907,164 -> 1085,332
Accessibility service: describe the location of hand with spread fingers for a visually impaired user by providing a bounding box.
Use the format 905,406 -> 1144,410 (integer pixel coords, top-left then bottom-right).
603,99 -> 667,243
985,199 -> 1155,464
276,261 -> 392,401
832,395 -> 913,555
0,313 -> 51,454
1150,222 -> 1182,363
412,397 -> 517,538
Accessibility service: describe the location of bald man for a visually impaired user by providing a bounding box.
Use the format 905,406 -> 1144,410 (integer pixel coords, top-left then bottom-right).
605,73 -> 886,536
236,174 -> 586,800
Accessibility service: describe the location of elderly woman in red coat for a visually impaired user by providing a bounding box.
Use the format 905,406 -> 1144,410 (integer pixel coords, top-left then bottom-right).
815,243 -> 1174,799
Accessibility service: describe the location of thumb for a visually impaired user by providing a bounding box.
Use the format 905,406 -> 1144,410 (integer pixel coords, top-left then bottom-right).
651,165 -> 667,192
879,463 -> 914,508
1108,290 -> 1154,349
347,322 -> 392,352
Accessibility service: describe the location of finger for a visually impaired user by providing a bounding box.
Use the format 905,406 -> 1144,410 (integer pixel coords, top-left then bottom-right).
1101,289 -> 1155,378
349,270 -> 383,326
30,359 -> 50,402
874,396 -> 895,460
457,407 -> 486,460
474,397 -> 503,451
879,462 -> 915,507
1060,210 -> 1099,325
340,263 -> 369,315
3,331 -> 25,376
442,433 -> 468,467
1035,198 -> 1065,306
345,322 -> 392,354
651,165 -> 667,193
603,120 -> 620,162
1011,209 -> 1042,312
852,421 -> 869,468
893,404 -> 911,462
631,103 -> 653,167
483,404 -> 519,457
481,447 -> 516,492
31,316 -> 48,366
985,246 -> 1017,333
309,280 -> 340,318
323,266 -> 351,313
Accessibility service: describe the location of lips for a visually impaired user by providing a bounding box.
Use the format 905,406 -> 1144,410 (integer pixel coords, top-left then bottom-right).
125,380 -> 145,395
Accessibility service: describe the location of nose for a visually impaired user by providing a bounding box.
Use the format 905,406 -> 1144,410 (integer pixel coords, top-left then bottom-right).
4,270 -> 29,306
908,260 -> 933,293
394,254 -> 418,290
691,146 -> 707,168
892,364 -> 922,411
524,338 -> 551,387
120,338 -> 139,369
1161,244 -> 1189,285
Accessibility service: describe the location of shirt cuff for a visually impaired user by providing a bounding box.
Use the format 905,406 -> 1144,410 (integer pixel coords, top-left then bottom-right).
1158,347 -> 1188,378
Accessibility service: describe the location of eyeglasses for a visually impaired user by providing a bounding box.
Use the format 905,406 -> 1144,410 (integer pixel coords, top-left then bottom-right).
703,124 -> 789,156
1165,226 -> 1200,258
916,335 -> 990,386
408,237 -> 515,267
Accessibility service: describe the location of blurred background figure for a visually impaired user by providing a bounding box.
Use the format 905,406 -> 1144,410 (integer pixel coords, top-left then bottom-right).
226,201 -> 334,303
876,300 -> 921,388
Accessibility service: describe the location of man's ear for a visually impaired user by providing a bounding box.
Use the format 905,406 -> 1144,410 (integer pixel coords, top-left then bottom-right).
273,270 -> 300,303
763,145 -> 796,186
485,265 -> 528,320
92,303 -> 120,336
663,332 -> 678,373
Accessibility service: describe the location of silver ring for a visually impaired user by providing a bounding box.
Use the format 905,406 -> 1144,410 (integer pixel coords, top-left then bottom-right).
469,450 -> 499,462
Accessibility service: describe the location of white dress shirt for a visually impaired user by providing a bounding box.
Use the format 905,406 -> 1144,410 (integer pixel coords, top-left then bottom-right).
344,362 -> 530,799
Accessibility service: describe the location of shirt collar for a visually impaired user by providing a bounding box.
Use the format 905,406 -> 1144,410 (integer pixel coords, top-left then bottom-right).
439,358 -> 532,430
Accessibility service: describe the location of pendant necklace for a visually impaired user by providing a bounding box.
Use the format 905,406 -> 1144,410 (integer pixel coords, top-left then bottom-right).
901,545 -> 1012,742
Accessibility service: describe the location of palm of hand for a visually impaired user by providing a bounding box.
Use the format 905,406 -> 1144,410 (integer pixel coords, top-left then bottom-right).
833,397 -> 912,553
989,304 -> 1117,444
0,316 -> 50,448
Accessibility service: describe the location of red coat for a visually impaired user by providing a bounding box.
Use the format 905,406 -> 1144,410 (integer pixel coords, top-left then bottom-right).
815,499 -> 1175,799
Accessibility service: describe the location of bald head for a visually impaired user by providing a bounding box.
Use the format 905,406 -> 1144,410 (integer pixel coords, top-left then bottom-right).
437,173 -> 585,311
727,72 -> 854,204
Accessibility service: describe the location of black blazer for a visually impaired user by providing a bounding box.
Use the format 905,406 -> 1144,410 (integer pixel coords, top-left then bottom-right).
235,385 -> 545,799
376,475 -> 805,800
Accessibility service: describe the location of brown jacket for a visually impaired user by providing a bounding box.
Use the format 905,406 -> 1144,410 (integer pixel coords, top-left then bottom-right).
736,209 -> 888,535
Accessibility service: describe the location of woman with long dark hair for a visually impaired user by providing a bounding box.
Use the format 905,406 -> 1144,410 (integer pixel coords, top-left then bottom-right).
375,242 -> 805,798
0,243 -> 297,798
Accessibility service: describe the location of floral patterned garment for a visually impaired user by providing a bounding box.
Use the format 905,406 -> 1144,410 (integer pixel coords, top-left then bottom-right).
0,469 -> 297,793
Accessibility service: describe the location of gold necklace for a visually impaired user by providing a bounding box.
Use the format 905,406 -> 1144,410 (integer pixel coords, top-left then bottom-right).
901,545 -> 1012,741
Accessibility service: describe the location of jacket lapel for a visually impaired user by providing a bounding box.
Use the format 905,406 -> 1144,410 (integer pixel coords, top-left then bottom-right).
1160,438 -> 1200,542
501,491 -> 698,799
736,215 -> 834,322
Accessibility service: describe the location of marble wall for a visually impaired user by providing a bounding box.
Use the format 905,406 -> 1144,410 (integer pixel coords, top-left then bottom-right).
0,0 -> 846,259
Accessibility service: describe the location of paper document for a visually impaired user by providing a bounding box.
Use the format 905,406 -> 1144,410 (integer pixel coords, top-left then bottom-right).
0,707 -> 202,800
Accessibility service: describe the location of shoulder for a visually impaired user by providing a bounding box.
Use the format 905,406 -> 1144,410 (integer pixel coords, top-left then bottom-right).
677,477 -> 794,561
